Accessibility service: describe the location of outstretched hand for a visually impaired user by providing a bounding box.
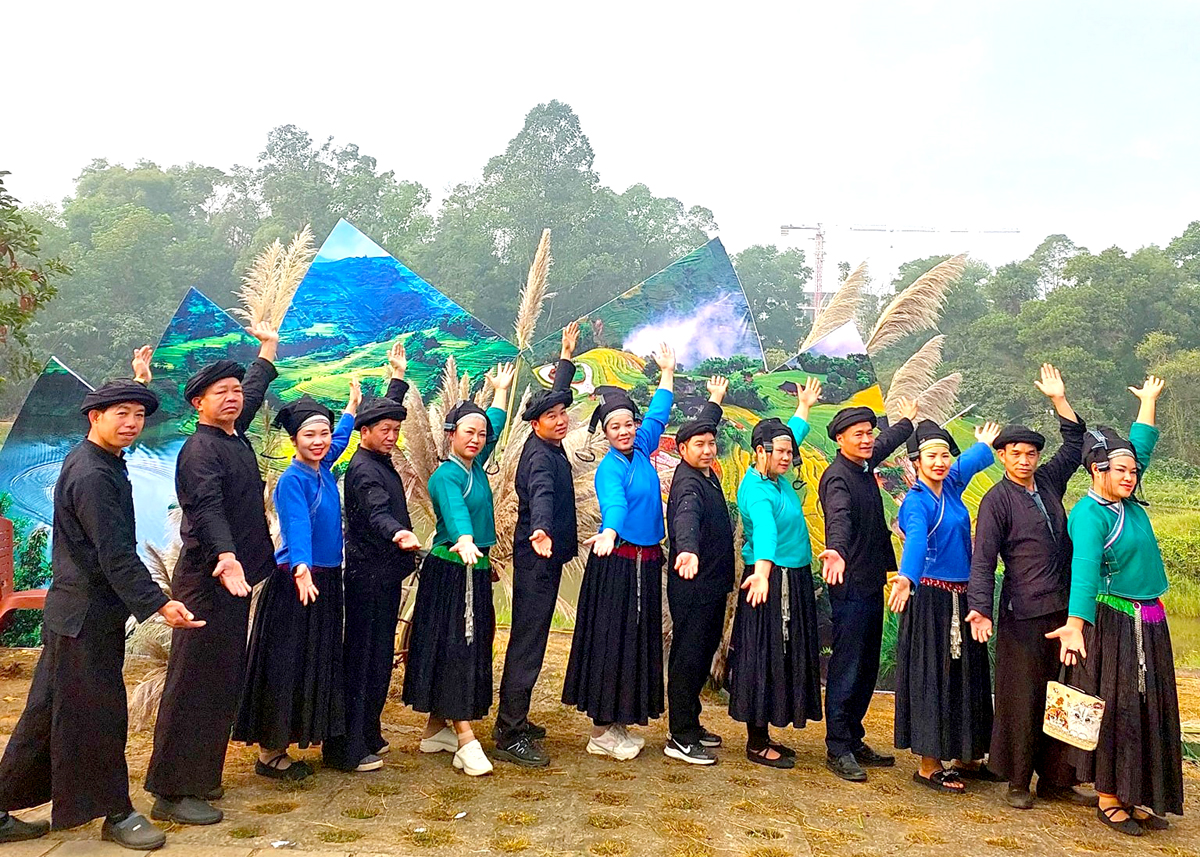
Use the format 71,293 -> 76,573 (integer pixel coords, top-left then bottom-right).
347,377 -> 362,414
1034,363 -> 1066,400
798,376 -> 822,410
653,342 -> 676,373
158,600 -> 205,629
1129,375 -> 1165,402
561,321 -> 581,360
895,396 -> 919,422
887,575 -> 912,613
388,340 -> 407,380
212,555 -> 251,597
489,362 -> 516,391
1046,623 -> 1086,665
974,420 -> 1002,446
393,530 -> 420,550
248,321 -> 279,344
706,376 -> 728,405
450,535 -> 483,568
675,552 -> 699,579
530,529 -> 553,558
132,346 -> 153,384
818,549 -> 845,586
584,529 -> 617,557
964,609 -> 993,643
741,571 -> 769,606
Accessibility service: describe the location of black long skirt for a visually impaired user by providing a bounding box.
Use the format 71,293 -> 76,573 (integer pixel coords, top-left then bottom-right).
726,564 -> 823,728
1071,600 -> 1184,816
234,565 -> 345,749
401,552 -> 495,722
562,546 -> 664,725
894,581 -> 993,761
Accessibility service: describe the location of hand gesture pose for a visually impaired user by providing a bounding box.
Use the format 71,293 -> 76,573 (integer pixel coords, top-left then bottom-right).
212,554 -> 251,597
797,376 -> 822,419
584,528 -> 617,558
818,548 -> 845,586
158,600 -> 205,629
132,346 -> 153,385
561,320 -> 581,360
530,528 -> 553,558
1129,375 -> 1165,426
706,376 -> 728,405
489,362 -> 516,391
388,340 -> 407,380
1045,622 -> 1087,665
1034,363 -> 1066,400
450,534 -> 483,568
393,529 -> 420,550
974,420 -> 1002,446
895,396 -> 919,422
963,610 -> 993,643
741,569 -> 769,606
347,377 -> 362,415
293,564 -> 320,605
653,342 -> 676,373
675,552 -> 699,579
887,576 -> 912,613
248,321 -> 280,361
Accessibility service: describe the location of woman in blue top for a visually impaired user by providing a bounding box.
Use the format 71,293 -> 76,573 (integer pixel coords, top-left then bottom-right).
728,378 -> 823,770
403,362 -> 514,778
890,418 -> 999,793
234,384 -> 360,780
562,343 -> 675,761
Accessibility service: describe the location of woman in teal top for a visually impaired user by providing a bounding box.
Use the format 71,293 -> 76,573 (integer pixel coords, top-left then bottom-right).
726,378 -> 822,769
1048,376 -> 1183,833
402,362 -> 514,778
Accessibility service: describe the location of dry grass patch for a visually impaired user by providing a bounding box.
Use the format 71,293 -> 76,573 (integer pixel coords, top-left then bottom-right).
228,827 -> 260,839
318,829 -> 365,844
589,840 -> 630,856
658,816 -> 708,839
418,802 -> 461,822
408,825 -> 459,847
275,777 -> 317,793
728,775 -> 760,787
496,810 -> 538,826
745,847 -> 792,857
598,769 -> 636,781
669,844 -> 714,857
662,794 -> 703,810
660,771 -> 690,784
432,784 -> 477,803
342,806 -> 379,819
592,790 -> 630,807
1072,840 -> 1118,854
365,781 -> 406,796
491,834 -> 531,853
885,806 -> 929,821
250,801 -> 298,814
510,787 -> 548,801
745,828 -> 784,840
905,831 -> 946,845
1156,848 -> 1199,857
587,813 -> 627,830
984,836 -> 1023,850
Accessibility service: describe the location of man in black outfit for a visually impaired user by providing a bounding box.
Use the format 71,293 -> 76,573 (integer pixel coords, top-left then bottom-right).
0,352 -> 205,851
664,376 -> 733,765
817,397 -> 917,782
146,322 -> 280,825
965,364 -> 1096,810
324,342 -> 421,773
493,322 -> 579,766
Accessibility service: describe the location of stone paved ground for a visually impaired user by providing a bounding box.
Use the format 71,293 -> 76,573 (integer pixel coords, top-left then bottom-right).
2,630 -> 1198,857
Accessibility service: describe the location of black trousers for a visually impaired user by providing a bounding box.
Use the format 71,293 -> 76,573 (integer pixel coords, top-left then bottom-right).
824,591 -> 884,757
666,594 -> 726,744
0,615 -> 132,829
146,563 -> 252,799
495,553 -> 565,744
989,608 -> 1075,790
324,567 -> 407,769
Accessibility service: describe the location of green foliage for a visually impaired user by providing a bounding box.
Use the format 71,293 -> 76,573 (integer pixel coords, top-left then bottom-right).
0,493 -> 53,647
0,172 -> 66,396
732,244 -> 813,352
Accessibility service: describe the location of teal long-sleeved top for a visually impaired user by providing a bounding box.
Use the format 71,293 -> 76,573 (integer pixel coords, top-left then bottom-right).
428,407 -> 507,548
274,411 -> 355,570
595,387 -> 673,546
896,441 -> 996,586
1067,422 -> 1168,623
737,415 -> 814,568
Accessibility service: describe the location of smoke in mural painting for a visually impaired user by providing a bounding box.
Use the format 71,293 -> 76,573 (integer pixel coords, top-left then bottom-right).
621,293 -> 756,369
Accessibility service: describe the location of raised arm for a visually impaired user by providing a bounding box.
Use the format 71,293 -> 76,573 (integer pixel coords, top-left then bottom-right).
236,322 -> 280,434
947,422 -> 1000,495
1128,376 -> 1164,472
635,343 -> 676,454
818,472 -> 853,585
352,467 -> 409,545
1040,412 -> 1087,496
553,321 -> 580,394
870,396 -> 917,467
669,481 -> 704,578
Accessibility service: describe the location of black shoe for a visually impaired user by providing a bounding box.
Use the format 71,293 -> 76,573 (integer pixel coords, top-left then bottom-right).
0,813 -> 49,843
255,754 -> 313,781
1038,784 -> 1099,807
826,752 -> 868,782
747,744 -> 795,769
852,743 -> 895,767
204,786 -> 225,801
1006,786 -> 1035,809
102,813 -> 166,851
1097,805 -> 1142,836
699,729 -> 723,748
150,796 -> 223,826
665,737 -> 717,765
493,734 -> 550,767
525,721 -> 547,740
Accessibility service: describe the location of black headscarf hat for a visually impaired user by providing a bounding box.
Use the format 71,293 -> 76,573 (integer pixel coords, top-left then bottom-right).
355,396 -> 407,430
444,401 -> 496,442
273,395 -> 334,436
827,406 -> 878,441
523,389 -> 573,422
751,417 -> 798,453
676,415 -> 720,446
992,424 -> 1046,451
588,386 -> 640,434
905,419 -> 960,460
183,359 -> 245,404
80,379 -> 160,417
1081,426 -> 1136,472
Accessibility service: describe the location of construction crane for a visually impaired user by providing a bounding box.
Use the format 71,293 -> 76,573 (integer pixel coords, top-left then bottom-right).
780,222 -> 1021,320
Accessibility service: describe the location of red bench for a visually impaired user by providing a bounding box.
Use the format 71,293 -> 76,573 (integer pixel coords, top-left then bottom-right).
0,516 -> 46,632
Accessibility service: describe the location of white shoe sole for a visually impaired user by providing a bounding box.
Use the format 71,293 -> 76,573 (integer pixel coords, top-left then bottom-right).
452,755 -> 494,776
663,745 -> 716,765
377,743 -> 391,755
587,738 -> 640,761
355,759 -> 384,772
419,730 -> 458,753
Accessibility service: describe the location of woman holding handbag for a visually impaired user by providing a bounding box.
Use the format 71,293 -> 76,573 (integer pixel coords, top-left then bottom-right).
1047,376 -> 1183,835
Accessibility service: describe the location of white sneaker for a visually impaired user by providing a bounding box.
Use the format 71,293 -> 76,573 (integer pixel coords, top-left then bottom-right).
616,725 -> 645,749
420,726 -> 458,754
354,754 -> 384,772
587,726 -> 641,761
452,739 -> 494,776
376,742 -> 391,755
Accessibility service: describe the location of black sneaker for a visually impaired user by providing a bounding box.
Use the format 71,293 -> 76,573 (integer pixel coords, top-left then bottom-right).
101,812 -> 166,851
664,737 -> 717,765
493,733 -> 550,767
699,729 -> 723,748
826,752 -> 868,782
0,813 -> 49,843
526,721 -> 547,740
150,796 -> 223,826
852,743 -> 895,767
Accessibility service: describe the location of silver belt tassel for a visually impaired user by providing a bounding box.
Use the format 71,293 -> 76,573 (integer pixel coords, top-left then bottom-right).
780,566 -> 791,650
1134,602 -> 1146,694
635,551 -> 642,620
464,565 -> 475,645
950,591 -> 962,660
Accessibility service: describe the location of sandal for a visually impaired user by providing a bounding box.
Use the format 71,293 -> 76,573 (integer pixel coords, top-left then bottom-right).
1097,805 -> 1142,836
746,745 -> 795,770
951,763 -> 1003,782
912,769 -> 966,794
1132,808 -> 1169,831
255,753 -> 313,782
769,742 -> 796,758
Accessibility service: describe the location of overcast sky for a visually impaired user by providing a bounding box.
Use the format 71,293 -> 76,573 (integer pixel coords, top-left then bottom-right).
7,0 -> 1199,287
